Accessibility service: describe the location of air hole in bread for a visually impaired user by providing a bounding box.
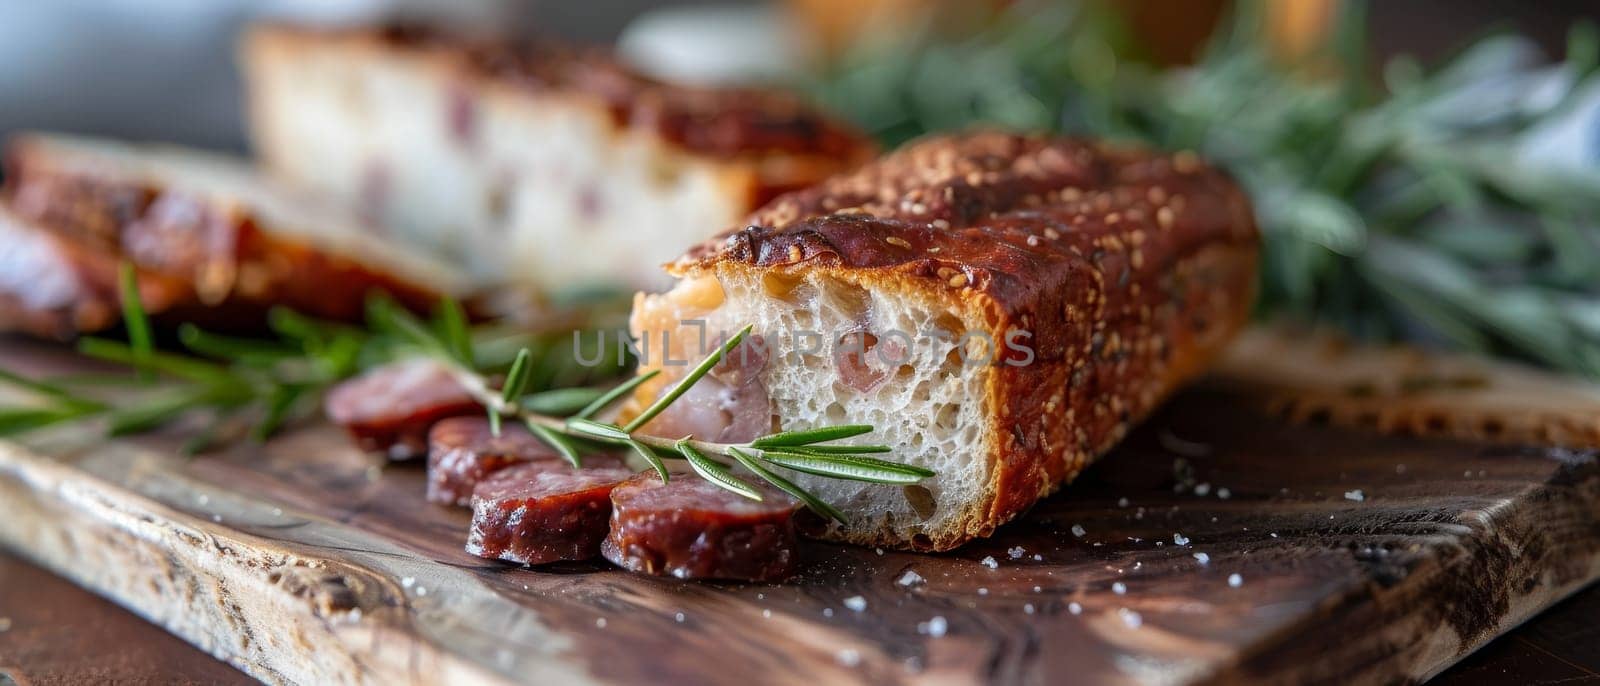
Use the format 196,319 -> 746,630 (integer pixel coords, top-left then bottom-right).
762,270 -> 811,304
903,485 -> 937,520
822,277 -> 872,323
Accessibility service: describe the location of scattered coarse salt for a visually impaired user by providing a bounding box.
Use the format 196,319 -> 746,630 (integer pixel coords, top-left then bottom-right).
763,609 -> 772,619
675,612 -> 686,623
1119,608 -> 1143,629
415,586 -> 428,597
596,618 -> 607,629
980,556 -> 999,569
875,548 -> 885,556
1071,523 -> 1087,537
271,508 -> 283,517
844,596 -> 867,612
211,514 -> 222,523
897,570 -> 925,587
1228,573 -> 1243,588
197,494 -> 209,506
1194,483 -> 1211,496
401,577 -> 416,588
1024,603 -> 1036,614
919,616 -> 949,637
1068,602 -> 1083,615
1117,497 -> 1130,508
1345,489 -> 1366,502
1173,533 -> 1190,546
1193,552 -> 1210,565
1008,546 -> 1026,559
978,587 -> 989,596
823,608 -> 834,618
1269,532 -> 1279,538
837,649 -> 862,667
1111,582 -> 1127,595
1217,488 -> 1231,500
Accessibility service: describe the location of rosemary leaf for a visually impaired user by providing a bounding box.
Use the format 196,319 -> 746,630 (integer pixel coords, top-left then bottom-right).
435,297 -> 475,367
520,387 -> 607,416
0,368 -> 103,410
574,369 -> 659,420
527,420 -> 584,468
117,262 -> 153,381
758,451 -> 933,484
625,437 -> 670,482
0,406 -> 97,436
78,338 -> 242,387
564,417 -> 630,441
728,447 -> 846,523
623,325 -> 752,432
252,384 -> 308,442
500,348 -> 534,408
787,444 -> 893,455
678,439 -> 762,501
750,425 -> 874,449
179,324 -> 296,365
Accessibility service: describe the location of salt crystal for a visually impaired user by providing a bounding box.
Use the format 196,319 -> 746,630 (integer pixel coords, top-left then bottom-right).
763,609 -> 772,618
1228,573 -> 1243,588
1023,603 -> 1036,614
1119,608 -> 1143,628
197,495 -> 209,506
844,596 -> 867,612
1173,533 -> 1190,546
416,586 -> 428,597
1344,489 -> 1366,502
1033,586 -> 1042,593
1007,546 -> 1026,559
980,556 -> 999,569
1193,552 -> 1210,565
1112,582 -> 1127,595
823,608 -> 834,617
897,570 -> 925,587
1071,524 -> 1087,537
1269,532 -> 1279,538
271,508 -> 283,517
1068,602 -> 1082,615
920,616 -> 949,637
212,514 -> 222,523
596,618 -> 607,629
836,649 -> 862,667
675,612 -> 686,622
978,587 -> 989,596
1194,483 -> 1211,496
875,548 -> 884,556
1217,488 -> 1231,499
1117,497 -> 1130,507
1033,554 -> 1043,561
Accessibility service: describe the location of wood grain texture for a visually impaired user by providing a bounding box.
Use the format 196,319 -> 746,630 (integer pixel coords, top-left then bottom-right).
0,338 -> 1597,685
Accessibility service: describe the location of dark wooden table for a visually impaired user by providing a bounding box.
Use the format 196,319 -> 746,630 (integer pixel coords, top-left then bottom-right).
0,551 -> 1593,685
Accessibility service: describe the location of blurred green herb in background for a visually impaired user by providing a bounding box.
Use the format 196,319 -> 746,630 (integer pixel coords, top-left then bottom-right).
812,0 -> 1600,376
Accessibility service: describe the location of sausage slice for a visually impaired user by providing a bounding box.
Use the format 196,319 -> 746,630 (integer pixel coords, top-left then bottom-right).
428,416 -> 624,506
602,473 -> 801,581
325,359 -> 480,459
466,463 -> 635,565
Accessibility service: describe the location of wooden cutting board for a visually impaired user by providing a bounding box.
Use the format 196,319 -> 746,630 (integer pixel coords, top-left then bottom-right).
0,333 -> 1597,686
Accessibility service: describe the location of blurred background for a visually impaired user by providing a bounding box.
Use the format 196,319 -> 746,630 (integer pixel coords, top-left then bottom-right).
5,0 -> 1600,375
2,1 -> 1594,148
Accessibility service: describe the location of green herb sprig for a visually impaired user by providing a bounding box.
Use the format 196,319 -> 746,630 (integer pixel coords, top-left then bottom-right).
0,265 -> 628,452
395,304 -> 933,524
812,0 -> 1600,377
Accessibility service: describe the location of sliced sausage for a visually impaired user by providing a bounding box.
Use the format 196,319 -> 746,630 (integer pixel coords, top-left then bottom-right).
427,416 -> 624,506
602,472 -> 800,581
466,463 -> 636,565
325,358 -> 480,460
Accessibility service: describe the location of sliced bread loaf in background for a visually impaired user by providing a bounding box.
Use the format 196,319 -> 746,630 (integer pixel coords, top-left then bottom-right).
241,24 -> 875,293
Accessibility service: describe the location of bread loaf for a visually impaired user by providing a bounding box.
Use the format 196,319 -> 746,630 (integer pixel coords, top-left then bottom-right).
241,24 -> 875,292
0,133 -> 471,338
625,132 -> 1259,550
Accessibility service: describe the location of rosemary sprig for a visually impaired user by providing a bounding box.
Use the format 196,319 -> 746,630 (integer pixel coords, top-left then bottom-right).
812,0 -> 1600,377
372,305 -> 934,523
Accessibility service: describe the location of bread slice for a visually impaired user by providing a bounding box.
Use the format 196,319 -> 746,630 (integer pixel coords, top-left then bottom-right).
240,24 -> 875,292
0,133 -> 472,337
624,132 -> 1260,551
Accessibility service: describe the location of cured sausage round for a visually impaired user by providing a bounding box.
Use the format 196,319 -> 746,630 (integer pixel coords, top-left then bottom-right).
427,416 -> 624,506
466,463 -> 636,565
601,472 -> 800,581
325,359 -> 480,460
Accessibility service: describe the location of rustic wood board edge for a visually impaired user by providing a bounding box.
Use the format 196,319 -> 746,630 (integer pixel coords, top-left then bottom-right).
0,440 -> 593,686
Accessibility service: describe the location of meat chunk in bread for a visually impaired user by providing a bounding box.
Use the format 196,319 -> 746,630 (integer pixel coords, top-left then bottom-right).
625,132 -> 1259,551
0,133 -> 472,337
240,23 -> 875,291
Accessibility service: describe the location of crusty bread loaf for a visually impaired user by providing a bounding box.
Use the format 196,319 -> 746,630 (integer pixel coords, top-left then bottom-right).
624,132 -> 1259,551
0,133 -> 472,338
241,23 -> 874,292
